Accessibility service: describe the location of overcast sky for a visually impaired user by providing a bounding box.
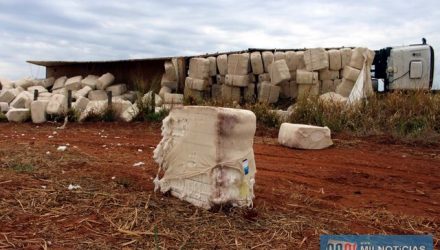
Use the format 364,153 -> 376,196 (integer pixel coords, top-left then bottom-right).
0,0 -> 439,87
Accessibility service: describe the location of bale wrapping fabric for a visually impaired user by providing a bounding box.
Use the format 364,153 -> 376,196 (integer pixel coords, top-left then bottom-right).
296,70 -> 319,84
189,58 -> 210,80
225,74 -> 250,87
340,48 -> 352,68
343,66 -> 361,82
152,106 -> 257,209
335,78 -> 355,97
216,54 -> 228,75
207,57 -> 217,76
227,53 -> 250,75
185,77 -> 209,91
269,60 -> 291,85
328,49 -> 342,70
262,51 -> 274,73
258,82 -> 280,104
250,52 -> 264,75
304,48 -> 329,71
278,123 -> 333,149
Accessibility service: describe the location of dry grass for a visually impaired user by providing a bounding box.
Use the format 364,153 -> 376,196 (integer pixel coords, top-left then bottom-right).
0,147 -> 438,249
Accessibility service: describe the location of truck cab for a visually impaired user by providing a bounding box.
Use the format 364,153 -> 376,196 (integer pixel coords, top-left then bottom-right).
373,42 -> 435,91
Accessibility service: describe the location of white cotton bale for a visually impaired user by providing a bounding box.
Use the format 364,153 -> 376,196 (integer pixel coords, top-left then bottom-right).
189,58 -> 210,80
216,54 -> 228,75
285,51 -> 301,71
328,49 -> 342,70
319,92 -> 348,104
250,52 -> 264,75
296,51 -> 306,69
14,78 -> 35,89
278,123 -> 333,149
340,48 -> 352,68
274,51 -> 286,61
72,96 -> 90,113
227,53 -> 250,75
10,91 -> 32,109
207,57 -> 217,76
0,89 -> 18,103
0,102 -> 9,113
304,48 -> 329,71
262,51 -> 274,73
81,75 -> 99,89
74,86 -> 93,100
106,84 -> 127,96
96,73 -> 115,90
185,77 -> 209,91
122,91 -> 138,103
0,78 -> 14,89
38,77 -> 55,89
46,94 -> 67,115
296,70 -> 319,84
64,76 -> 83,91
164,61 -> 177,81
335,78 -> 355,97
120,103 -> 139,122
28,85 -> 48,94
258,82 -> 280,104
153,106 -> 257,209
6,108 -> 30,122
319,69 -> 340,81
88,90 -> 108,101
225,74 -> 250,87
159,86 -> 172,99
30,100 -> 49,124
343,66 -> 361,82
142,91 -> 163,107
52,76 -> 67,90
78,100 -> 108,121
163,93 -> 183,104
269,59 -> 291,85
221,84 -> 241,103
349,47 -> 375,70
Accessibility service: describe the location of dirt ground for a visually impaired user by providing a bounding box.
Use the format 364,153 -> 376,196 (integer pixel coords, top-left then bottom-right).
0,122 -> 438,249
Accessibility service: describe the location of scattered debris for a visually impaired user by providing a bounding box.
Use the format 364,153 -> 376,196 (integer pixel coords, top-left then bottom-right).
132,162 -> 145,167
67,184 -> 81,190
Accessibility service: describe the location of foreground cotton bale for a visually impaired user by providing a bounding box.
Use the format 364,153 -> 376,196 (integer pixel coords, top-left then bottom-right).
221,84 -> 241,103
106,84 -> 127,96
185,77 -> 209,91
0,102 -> 9,112
6,108 -> 30,122
112,99 -> 133,117
250,52 -> 264,75
46,94 -> 67,115
262,51 -> 274,73
0,89 -> 18,103
304,48 -> 329,71
269,59 -> 291,85
189,58 -> 210,80
296,70 -> 319,84
278,123 -> 333,149
258,82 -> 280,104
153,106 -> 257,209
96,73 -> 115,90
72,96 -> 90,113
88,90 -> 108,101
53,76 -> 68,90
81,75 -> 99,89
319,92 -> 348,104
30,100 -> 49,123
216,54 -> 228,75
227,53 -> 250,75
120,103 -> 139,122
10,92 -> 32,109
79,101 -> 107,121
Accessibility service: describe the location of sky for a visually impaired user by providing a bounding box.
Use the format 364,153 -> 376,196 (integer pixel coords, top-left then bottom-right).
0,0 -> 439,88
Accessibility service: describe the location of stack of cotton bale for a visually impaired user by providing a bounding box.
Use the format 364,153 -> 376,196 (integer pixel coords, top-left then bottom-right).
184,57 -> 211,103
295,48 -> 328,98
319,49 -> 343,94
336,47 -> 375,97
222,53 -> 255,103
159,60 -> 179,99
